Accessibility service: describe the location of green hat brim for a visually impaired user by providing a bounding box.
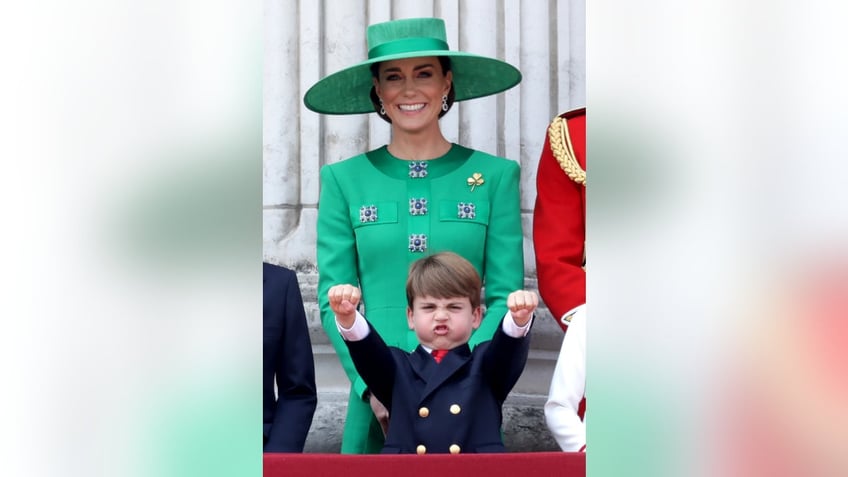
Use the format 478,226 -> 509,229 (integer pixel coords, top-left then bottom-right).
303,51 -> 521,115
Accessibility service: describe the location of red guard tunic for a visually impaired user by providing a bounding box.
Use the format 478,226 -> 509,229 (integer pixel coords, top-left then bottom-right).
533,108 -> 586,331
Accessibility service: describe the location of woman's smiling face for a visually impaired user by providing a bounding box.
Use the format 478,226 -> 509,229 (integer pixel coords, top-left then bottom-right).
373,56 -> 452,133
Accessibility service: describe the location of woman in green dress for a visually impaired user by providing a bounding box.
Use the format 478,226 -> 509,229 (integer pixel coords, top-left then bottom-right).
303,17 -> 524,454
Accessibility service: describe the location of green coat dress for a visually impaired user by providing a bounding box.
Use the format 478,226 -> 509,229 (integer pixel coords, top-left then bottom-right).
317,144 -> 524,453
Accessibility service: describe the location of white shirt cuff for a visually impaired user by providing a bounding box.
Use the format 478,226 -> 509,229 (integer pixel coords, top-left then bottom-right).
502,311 -> 533,337
336,310 -> 370,341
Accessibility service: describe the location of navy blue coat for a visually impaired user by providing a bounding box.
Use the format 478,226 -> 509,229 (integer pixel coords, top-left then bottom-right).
263,263 -> 317,452
346,320 -> 531,454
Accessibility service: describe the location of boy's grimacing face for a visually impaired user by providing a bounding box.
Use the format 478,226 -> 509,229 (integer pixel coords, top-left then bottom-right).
406,295 -> 482,351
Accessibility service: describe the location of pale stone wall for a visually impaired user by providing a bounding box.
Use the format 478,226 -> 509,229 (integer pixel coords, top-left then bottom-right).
263,0 -> 586,451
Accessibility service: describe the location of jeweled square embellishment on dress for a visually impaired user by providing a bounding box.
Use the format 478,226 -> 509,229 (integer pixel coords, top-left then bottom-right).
409,198 -> 428,216
457,202 -> 476,219
359,205 -> 377,223
408,161 -> 428,178
408,234 -> 427,252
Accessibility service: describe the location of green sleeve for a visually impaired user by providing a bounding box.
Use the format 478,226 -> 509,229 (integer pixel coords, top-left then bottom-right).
316,165 -> 369,399
469,160 -> 524,348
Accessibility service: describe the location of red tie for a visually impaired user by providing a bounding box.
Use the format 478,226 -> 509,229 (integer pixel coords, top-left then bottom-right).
432,349 -> 448,364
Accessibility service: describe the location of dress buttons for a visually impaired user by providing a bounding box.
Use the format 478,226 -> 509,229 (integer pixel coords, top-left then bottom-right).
450,404 -> 461,415
418,407 -> 430,418
416,444 -> 427,455
449,444 -> 461,454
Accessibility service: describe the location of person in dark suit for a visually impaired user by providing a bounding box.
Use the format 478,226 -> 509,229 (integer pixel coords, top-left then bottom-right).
327,252 -> 537,454
263,263 -> 318,452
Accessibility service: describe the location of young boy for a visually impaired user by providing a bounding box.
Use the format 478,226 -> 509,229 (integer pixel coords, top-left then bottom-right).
328,251 -> 538,454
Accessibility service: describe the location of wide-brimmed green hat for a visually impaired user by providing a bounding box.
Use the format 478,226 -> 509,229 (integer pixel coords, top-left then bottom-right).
303,17 -> 522,115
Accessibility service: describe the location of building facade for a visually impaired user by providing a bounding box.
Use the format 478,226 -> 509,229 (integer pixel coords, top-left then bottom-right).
263,0 -> 585,451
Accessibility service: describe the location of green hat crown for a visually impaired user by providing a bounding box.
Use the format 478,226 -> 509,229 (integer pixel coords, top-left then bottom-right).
366,18 -> 449,59
304,17 -> 521,115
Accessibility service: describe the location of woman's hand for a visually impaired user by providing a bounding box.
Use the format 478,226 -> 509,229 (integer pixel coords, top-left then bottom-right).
368,392 -> 390,437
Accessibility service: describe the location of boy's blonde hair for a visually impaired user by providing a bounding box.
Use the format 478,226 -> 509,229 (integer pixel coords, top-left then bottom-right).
406,252 -> 482,308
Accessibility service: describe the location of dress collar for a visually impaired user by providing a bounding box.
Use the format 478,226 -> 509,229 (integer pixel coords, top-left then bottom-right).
365,143 -> 473,180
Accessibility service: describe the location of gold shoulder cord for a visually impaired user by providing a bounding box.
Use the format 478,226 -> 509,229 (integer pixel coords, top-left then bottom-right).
547,116 -> 586,186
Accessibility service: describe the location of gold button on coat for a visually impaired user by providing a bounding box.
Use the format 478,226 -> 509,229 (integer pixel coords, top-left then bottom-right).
416,444 -> 427,455
418,407 -> 430,418
449,444 -> 461,454
450,404 -> 461,415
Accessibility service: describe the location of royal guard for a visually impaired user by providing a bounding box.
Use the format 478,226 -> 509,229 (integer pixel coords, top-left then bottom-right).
533,107 -> 586,331
535,108 -> 587,452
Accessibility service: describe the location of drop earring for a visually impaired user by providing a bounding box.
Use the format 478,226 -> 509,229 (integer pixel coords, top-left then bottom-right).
379,99 -> 386,115
441,95 -> 449,112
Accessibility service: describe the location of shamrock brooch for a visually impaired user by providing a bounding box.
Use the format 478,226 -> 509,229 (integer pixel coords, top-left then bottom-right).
466,172 -> 484,192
